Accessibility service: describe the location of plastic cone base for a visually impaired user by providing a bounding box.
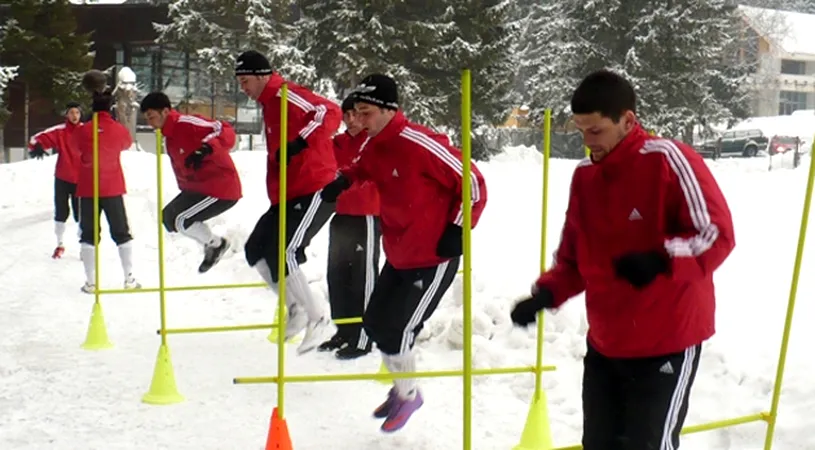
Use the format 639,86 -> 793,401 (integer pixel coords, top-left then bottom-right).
513,392 -> 553,450
81,302 -> 113,350
265,407 -> 293,450
375,359 -> 392,385
142,344 -> 184,405
268,306 -> 300,344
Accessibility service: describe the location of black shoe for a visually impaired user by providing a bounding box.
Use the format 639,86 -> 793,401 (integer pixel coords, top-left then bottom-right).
317,334 -> 346,352
335,345 -> 371,360
198,238 -> 229,273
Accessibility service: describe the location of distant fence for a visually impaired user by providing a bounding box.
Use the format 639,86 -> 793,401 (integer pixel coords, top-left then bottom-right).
481,127 -> 586,159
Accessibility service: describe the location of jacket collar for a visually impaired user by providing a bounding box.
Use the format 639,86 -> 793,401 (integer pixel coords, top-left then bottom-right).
592,124 -> 648,171
160,110 -> 181,138
367,110 -> 407,147
257,73 -> 286,105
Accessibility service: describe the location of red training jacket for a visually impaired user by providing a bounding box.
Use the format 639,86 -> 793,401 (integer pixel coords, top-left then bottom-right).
333,130 -> 379,216
160,110 -> 242,200
72,112 -> 134,198
258,73 -> 341,205
341,111 -> 488,269
536,125 -> 735,358
29,119 -> 83,183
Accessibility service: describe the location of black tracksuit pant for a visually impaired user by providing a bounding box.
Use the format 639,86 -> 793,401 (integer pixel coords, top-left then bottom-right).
78,196 -> 133,246
582,341 -> 702,450
327,214 -> 381,350
54,177 -> 79,223
363,257 -> 460,355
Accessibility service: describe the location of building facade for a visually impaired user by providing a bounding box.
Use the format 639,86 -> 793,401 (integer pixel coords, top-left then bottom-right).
2,0 -> 260,149
739,5 -> 815,117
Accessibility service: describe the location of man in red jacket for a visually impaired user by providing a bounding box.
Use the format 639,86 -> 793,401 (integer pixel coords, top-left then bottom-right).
510,69 -> 735,450
72,89 -> 141,293
320,74 -> 488,432
29,101 -> 83,259
139,92 -> 242,273
318,94 -> 381,360
235,50 -> 341,354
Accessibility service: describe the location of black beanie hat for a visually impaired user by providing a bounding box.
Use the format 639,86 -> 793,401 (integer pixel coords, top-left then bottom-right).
91,89 -> 114,113
64,101 -> 82,115
341,95 -> 355,113
352,74 -> 398,110
235,50 -> 273,76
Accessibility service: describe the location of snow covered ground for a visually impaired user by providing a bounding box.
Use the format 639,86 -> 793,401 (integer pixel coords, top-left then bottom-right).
0,146 -> 813,450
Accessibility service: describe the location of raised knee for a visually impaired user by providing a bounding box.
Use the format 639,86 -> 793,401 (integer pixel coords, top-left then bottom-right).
161,208 -> 176,232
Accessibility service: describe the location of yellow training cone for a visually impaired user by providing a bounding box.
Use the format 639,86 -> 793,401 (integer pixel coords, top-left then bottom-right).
513,392 -> 554,450
268,305 -> 300,344
376,359 -> 392,385
142,344 -> 184,405
81,302 -> 113,350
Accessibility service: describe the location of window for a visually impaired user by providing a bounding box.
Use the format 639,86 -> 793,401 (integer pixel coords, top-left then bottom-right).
781,59 -> 806,75
779,90 -> 808,115
130,45 -> 160,92
161,48 -> 188,103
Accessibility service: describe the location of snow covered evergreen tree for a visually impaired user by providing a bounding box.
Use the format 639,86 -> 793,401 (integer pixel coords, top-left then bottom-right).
298,0 -> 450,125
157,0 -> 318,93
509,0 -> 576,125
0,0 -> 93,112
559,0 -> 750,141
0,66 -> 19,125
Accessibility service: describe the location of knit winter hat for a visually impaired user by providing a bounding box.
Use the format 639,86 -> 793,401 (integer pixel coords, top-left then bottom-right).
64,101 -> 82,115
341,94 -> 356,112
235,50 -> 273,76
352,74 -> 399,110
91,89 -> 114,112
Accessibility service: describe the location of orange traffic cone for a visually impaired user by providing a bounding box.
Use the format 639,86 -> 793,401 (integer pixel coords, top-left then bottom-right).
265,407 -> 293,450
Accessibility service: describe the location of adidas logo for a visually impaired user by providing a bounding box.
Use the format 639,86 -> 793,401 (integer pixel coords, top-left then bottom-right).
628,208 -> 642,221
659,361 -> 674,375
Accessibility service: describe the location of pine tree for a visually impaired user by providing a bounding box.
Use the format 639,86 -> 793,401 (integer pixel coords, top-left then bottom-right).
157,0 -> 319,91
0,65 -> 19,125
509,0 -> 576,125
426,0 -> 515,159
558,0 -> 749,141
0,0 -> 93,112
297,0 -> 374,96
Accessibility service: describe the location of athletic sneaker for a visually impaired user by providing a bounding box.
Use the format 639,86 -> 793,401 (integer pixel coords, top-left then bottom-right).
381,390 -> 424,432
198,238 -> 229,273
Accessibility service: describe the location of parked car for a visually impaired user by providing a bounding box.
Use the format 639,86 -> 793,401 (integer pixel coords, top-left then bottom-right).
696,129 -> 800,159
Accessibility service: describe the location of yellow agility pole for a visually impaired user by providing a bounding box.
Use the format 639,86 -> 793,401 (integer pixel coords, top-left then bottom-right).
762,135 -> 815,449
96,281 -> 268,295
81,111 -> 113,350
275,83 -> 289,420
513,108 -> 554,449
142,128 -> 184,405
157,316 -> 362,335
234,364 -> 557,384
460,68 -> 474,450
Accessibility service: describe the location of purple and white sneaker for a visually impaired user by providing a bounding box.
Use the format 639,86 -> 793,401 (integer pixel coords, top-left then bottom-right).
380,390 -> 423,433
373,387 -> 397,418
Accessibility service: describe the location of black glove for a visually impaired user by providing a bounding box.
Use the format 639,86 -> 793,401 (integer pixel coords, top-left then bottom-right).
184,143 -> 213,170
320,175 -> 351,203
275,136 -> 308,163
30,144 -> 47,160
436,223 -> 463,258
613,250 -> 669,289
511,287 -> 555,327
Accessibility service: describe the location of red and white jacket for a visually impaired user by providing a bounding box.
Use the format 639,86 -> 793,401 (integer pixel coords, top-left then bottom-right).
536,125 -> 735,358
71,112 -> 133,198
333,130 -> 379,216
257,73 -> 341,205
340,111 -> 488,269
160,110 -> 242,200
29,119 -> 83,183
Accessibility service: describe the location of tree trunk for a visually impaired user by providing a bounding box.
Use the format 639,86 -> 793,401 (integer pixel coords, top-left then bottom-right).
23,83 -> 29,160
